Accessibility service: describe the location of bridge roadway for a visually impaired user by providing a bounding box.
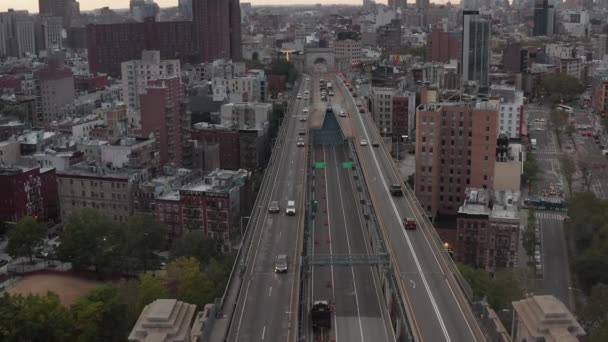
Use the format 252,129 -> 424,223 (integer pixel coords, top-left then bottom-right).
226,77 -> 310,342
309,141 -> 394,342
333,75 -> 487,342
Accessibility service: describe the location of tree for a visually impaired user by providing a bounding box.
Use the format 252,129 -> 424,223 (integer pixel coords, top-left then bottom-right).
550,110 -> 569,147
541,73 -> 585,102
0,292 -> 74,342
137,273 -> 168,311
58,209 -> 122,273
523,209 -> 537,261
560,154 -> 577,195
165,257 -> 215,309
6,216 -> 46,263
522,154 -> 540,189
577,156 -> 593,192
71,285 -> 134,342
458,264 -> 492,301
170,230 -> 218,265
578,283 -> 608,332
458,265 -> 524,312
122,214 -> 164,272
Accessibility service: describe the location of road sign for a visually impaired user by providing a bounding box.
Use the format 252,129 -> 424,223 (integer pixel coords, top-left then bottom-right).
342,162 -> 353,168
315,162 -> 326,169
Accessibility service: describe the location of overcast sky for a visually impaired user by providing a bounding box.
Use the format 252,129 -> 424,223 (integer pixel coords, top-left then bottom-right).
1,0 -> 396,13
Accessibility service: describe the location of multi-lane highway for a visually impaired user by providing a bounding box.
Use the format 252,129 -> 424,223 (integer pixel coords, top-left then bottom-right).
309,141 -> 394,342
227,77 -> 310,342
333,74 -> 486,342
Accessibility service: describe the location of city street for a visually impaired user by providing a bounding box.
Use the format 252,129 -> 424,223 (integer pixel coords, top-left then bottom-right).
525,104 -> 565,197
536,210 -> 572,309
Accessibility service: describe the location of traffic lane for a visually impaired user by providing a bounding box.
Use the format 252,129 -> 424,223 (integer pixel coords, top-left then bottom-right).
230,79 -> 308,341
363,124 -> 480,342
311,144 -> 338,342
539,215 -> 572,309
337,83 -> 448,341
345,91 -> 480,341
326,145 -> 378,342
333,145 -> 385,318
333,145 -> 394,342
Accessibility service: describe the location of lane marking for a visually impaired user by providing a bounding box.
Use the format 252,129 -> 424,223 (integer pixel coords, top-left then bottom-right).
331,146 -> 365,342
354,87 -> 479,341
322,148 -> 339,342
338,142 -> 395,342
347,82 -> 451,342
269,286 -> 272,297
410,280 -> 416,289
234,80 -> 306,341
262,326 -> 266,340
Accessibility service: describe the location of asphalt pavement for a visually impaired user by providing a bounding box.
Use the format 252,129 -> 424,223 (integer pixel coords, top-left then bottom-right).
334,75 -> 485,342
537,210 -> 572,309
227,77 -> 310,342
309,143 -> 393,342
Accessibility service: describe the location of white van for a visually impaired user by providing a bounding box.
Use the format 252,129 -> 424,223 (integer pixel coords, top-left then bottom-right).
286,200 -> 296,215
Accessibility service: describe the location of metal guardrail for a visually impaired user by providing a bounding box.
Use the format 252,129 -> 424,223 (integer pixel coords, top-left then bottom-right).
217,79 -> 302,341
302,253 -> 390,266
347,139 -> 417,342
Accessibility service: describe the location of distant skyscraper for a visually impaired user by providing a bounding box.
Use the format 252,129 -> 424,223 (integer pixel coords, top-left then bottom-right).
192,0 -> 242,62
38,0 -> 80,27
533,0 -> 554,36
462,10 -> 491,89
179,0 -> 193,19
388,0 -> 406,9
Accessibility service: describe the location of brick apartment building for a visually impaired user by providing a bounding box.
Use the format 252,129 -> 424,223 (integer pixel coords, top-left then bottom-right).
34,57 -> 75,126
456,188 -> 520,271
415,101 -> 499,218
191,123 -> 241,171
428,26 -> 461,63
87,0 -> 242,76
0,165 -> 58,223
139,77 -> 189,166
86,18 -> 195,76
192,0 -> 242,63
155,169 -> 251,250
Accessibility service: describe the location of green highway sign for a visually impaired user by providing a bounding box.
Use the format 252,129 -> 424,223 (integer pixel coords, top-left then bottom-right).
342,162 -> 353,168
315,162 -> 326,169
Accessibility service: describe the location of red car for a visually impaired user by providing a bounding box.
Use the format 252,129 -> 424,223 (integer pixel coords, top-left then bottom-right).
403,217 -> 417,230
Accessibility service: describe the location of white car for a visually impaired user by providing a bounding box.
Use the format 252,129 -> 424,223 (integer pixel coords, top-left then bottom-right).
360,139 -> 368,146
304,90 -> 310,95
303,108 -> 309,113
300,116 -> 307,122
297,138 -> 305,147
297,93 -> 302,99
339,111 -> 347,117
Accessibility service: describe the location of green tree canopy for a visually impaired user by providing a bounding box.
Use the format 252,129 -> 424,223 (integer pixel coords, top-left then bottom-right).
58,209 -> 122,273
523,209 -> 537,260
122,214 -> 164,272
560,154 -> 576,195
0,292 -> 74,342
458,265 -> 525,311
522,154 -> 540,187
165,257 -> 215,309
71,285 -> 134,342
7,216 -> 46,263
137,273 -> 168,311
541,73 -> 585,102
170,230 -> 218,265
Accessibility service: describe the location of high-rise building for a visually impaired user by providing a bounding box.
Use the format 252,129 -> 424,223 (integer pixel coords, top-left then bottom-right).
416,0 -> 429,27
140,77 -> 188,166
0,10 -> 36,58
376,19 -> 402,53
179,0 -> 193,19
462,10 -> 491,89
415,101 -> 498,218
489,85 -> 524,139
130,0 -> 160,22
40,16 -> 63,52
121,50 -> 181,128
388,0 -> 406,9
34,57 -> 75,125
38,0 -> 80,27
192,0 -> 242,62
533,0 -> 555,36
86,18 -> 194,76
428,26 -> 461,62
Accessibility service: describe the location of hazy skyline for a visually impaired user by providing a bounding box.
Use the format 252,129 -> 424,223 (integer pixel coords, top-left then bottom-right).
3,0 -> 395,13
